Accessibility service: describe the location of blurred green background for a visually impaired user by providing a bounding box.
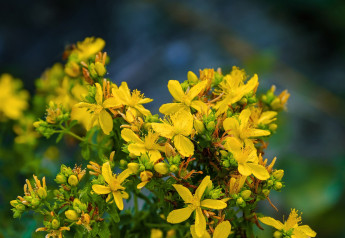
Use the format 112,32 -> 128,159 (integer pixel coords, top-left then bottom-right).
0,0 -> 344,237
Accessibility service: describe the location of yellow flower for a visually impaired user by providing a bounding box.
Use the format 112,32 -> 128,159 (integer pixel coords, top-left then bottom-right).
76,83 -> 121,134
225,138 -> 269,180
167,176 -> 227,237
190,220 -> 231,238
92,162 -> 131,210
24,175 -> 47,199
36,226 -> 70,238
259,209 -> 316,238
73,37 -> 105,61
121,128 -> 164,162
112,82 -> 153,122
159,79 -> 208,115
250,107 -> 277,125
137,171 -> 153,189
214,67 -> 258,116
151,110 -> 194,157
0,74 -> 29,120
150,229 -> 163,238
223,108 -> 270,144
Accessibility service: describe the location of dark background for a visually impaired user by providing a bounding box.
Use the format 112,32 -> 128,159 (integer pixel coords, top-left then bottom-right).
1,0 -> 345,237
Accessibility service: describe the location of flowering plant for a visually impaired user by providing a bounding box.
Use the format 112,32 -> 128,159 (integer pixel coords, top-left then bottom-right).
7,37 -> 316,238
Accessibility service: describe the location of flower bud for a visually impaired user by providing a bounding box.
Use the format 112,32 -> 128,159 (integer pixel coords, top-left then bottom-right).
262,189 -> 270,196
236,197 -> 245,207
272,169 -> 284,180
129,152 -> 137,159
95,62 -> 106,77
194,120 -> 205,134
169,165 -> 178,173
140,171 -> 153,182
37,187 -> 47,199
269,123 -> 278,131
119,159 -> 128,168
10,200 -> 18,207
274,182 -> 283,190
220,150 -> 228,158
128,163 -> 139,174
273,231 -> 282,238
65,210 -> 79,221
13,210 -> 21,218
51,219 -> 60,229
83,213 -> 91,224
239,98 -> 247,105
139,164 -> 145,172
267,179 -> 274,187
31,198 -> 40,207
206,121 -> 215,131
16,204 -> 25,211
187,71 -> 199,84
68,175 -> 79,186
154,163 -> 169,175
222,160 -> 230,168
172,156 -> 181,164
240,190 -> 252,200
55,174 -> 66,184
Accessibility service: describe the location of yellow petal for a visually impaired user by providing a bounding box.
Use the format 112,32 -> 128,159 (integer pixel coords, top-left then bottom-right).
117,169 -> 131,183
159,103 -> 187,115
121,128 -> 143,143
245,128 -> 271,138
213,221 -> 231,238
172,110 -> 194,136
223,117 -> 239,132
224,137 -> 243,152
121,191 -> 129,199
92,185 -> 111,195
128,143 -> 146,156
239,109 -> 251,128
292,229 -> 309,238
195,207 -> 206,237
190,225 -> 211,238
187,80 -> 207,100
134,105 -> 151,116
102,162 -> 116,186
247,163 -> 270,180
200,199 -> 227,210
95,83 -> 103,105
103,97 -> 121,108
174,134 -> 194,157
167,80 -> 185,102
113,191 -> 124,210
137,181 -> 149,189
259,217 -> 284,230
148,150 -> 162,163
117,82 -> 131,104
195,176 -> 211,200
191,100 -> 208,113
172,184 -> 193,203
167,206 -> 194,224
238,163 -> 252,177
151,123 -> 175,139
242,74 -> 258,95
296,225 -> 317,237
258,111 -> 277,125
99,110 -> 113,135
87,114 -> 98,131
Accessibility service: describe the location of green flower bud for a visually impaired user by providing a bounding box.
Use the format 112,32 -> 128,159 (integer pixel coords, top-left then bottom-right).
187,71 -> 199,84
219,150 -> 228,158
37,187 -> 47,199
128,163 -> 140,174
154,163 -> 169,175
89,63 -> 98,78
236,197 -> 245,207
267,179 -> 274,187
247,96 -> 257,104
194,119 -> 205,134
51,219 -> 60,229
239,98 -> 247,105
139,165 -> 145,172
44,220 -> 51,229
31,198 -> 40,207
144,161 -> 154,170
68,175 -> 79,186
274,182 -> 283,190
65,210 -> 79,221
16,204 -> 25,211
169,165 -> 179,173
273,231 -> 282,238
206,121 -> 216,131
119,159 -> 128,168
129,153 -> 137,159
262,189 -> 270,196
272,170 -> 284,180
95,62 -> 106,76
269,123 -> 278,131
240,190 -> 252,200
172,156 -> 181,164
222,160 -> 230,168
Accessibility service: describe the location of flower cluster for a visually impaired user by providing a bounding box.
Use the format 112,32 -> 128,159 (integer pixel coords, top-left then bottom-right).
9,37 -> 316,238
